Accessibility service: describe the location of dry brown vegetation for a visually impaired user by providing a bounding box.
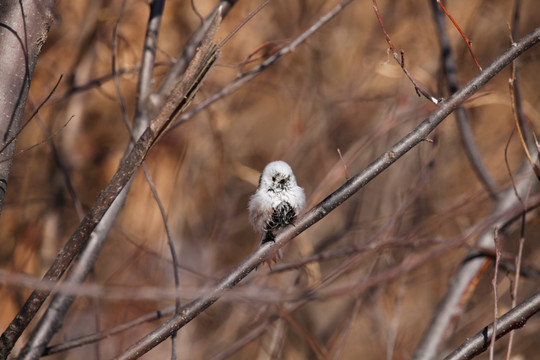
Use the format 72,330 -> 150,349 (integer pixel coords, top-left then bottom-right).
0,0 -> 539,359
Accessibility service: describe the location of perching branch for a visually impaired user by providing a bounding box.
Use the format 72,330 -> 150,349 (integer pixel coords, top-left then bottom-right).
114,25 -> 540,360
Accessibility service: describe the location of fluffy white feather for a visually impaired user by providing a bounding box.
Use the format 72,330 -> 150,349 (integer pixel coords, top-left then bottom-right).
249,161 -> 305,251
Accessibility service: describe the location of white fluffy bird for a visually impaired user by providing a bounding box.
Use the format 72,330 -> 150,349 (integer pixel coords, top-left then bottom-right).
249,161 -> 305,258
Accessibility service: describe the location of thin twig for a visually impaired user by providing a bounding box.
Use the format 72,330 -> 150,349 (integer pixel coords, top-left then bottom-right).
0,116 -> 75,165
328,294 -> 364,359
209,314 -> 279,360
140,164 -> 181,358
280,311 -> 330,359
218,0 -> 270,49
505,224 -> 525,360
336,148 -> 349,180
190,0 -> 204,24
504,57 -> 529,356
489,227 -> 501,360
372,0 -> 439,104
509,70 -> 540,180
268,317 -> 286,360
43,305 -> 176,356
111,0 -> 133,134
0,75 -> 63,156
52,65 -> 155,102
503,8 -> 533,353
34,113 -> 85,221
507,0 -> 533,153
436,0 -> 482,71
142,164 -> 181,313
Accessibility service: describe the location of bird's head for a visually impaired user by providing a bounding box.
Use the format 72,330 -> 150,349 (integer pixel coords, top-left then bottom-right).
259,160 -> 297,193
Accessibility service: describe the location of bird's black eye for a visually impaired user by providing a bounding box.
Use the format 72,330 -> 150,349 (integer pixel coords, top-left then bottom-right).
272,176 -> 276,182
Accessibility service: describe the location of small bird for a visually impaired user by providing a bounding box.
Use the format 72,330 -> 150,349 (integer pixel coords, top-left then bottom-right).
249,161 -> 305,259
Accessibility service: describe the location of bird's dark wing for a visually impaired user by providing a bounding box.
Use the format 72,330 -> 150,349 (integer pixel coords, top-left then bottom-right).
264,201 -> 296,232
275,201 -> 296,226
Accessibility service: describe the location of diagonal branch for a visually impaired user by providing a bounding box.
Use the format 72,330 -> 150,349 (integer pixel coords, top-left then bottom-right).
113,25 -> 540,360
436,0 -> 482,71
154,0 -> 237,107
443,290 -> 540,360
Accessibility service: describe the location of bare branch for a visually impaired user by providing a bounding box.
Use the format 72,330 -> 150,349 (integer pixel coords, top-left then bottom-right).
443,290 -> 540,360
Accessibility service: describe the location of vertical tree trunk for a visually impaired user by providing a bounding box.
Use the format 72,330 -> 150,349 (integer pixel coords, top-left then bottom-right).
0,1 -> 56,216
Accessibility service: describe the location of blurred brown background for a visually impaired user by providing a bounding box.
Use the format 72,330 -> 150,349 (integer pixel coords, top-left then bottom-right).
1,0 -> 539,359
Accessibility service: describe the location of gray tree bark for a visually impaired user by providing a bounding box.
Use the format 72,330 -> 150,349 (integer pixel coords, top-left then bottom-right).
0,1 -> 55,215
